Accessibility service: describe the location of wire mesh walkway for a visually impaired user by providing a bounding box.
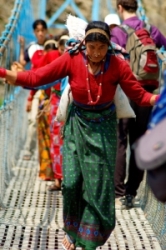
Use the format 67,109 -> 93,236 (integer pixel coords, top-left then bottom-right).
0,151 -> 162,250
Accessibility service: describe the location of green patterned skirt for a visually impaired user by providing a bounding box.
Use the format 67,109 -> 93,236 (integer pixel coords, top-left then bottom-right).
62,103 -> 117,250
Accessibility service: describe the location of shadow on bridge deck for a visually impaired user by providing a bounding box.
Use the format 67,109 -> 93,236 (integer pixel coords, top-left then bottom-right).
0,153 -> 162,249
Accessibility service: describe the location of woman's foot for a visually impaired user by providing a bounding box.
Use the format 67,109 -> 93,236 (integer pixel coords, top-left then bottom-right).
23,154 -> 31,160
47,179 -> 62,191
62,235 -> 75,250
22,150 -> 32,161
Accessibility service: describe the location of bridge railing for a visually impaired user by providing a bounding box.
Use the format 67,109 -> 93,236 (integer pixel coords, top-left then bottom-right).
0,0 -> 35,208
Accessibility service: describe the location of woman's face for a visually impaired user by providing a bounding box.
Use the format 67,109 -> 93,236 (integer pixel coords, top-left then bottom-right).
86,41 -> 109,62
58,45 -> 65,55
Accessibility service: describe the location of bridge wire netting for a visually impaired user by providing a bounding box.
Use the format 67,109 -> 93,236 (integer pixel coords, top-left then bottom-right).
0,0 -> 35,208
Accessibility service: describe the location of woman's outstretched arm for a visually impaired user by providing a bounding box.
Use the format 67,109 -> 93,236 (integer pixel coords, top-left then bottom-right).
0,52 -> 71,87
0,68 -> 17,85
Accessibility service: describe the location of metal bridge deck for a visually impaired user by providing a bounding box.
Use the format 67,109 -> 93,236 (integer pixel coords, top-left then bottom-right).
0,155 -> 162,249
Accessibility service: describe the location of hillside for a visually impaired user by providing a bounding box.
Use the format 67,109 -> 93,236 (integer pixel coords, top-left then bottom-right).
0,0 -> 166,36
46,0 -> 166,36
0,0 -> 14,33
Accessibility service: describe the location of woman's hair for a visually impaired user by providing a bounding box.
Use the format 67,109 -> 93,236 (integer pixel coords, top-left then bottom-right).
85,21 -> 111,45
32,19 -> 48,30
116,0 -> 138,12
44,39 -> 57,51
58,35 -> 69,47
54,30 -> 69,42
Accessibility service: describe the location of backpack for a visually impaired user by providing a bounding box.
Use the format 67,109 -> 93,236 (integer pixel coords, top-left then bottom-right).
120,23 -> 160,89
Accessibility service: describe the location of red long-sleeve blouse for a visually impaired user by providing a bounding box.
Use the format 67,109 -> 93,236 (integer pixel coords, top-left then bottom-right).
16,51 -> 153,106
26,50 -> 61,101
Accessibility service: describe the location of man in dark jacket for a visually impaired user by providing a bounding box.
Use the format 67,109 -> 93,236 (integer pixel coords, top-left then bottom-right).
111,0 -> 166,208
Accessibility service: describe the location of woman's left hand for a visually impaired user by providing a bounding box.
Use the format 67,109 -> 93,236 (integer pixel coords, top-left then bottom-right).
150,95 -> 160,105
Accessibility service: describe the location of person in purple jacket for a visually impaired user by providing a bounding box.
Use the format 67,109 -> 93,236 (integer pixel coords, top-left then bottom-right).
111,0 -> 166,208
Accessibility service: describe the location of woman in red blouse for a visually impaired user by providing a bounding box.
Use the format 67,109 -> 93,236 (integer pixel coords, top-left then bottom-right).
1,21 -> 158,250
32,39 -> 58,182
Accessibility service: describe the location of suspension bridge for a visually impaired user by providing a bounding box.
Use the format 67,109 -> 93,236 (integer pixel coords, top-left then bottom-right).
0,0 -> 166,249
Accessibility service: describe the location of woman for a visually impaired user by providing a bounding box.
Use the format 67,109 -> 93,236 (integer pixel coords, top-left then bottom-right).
1,21 -> 158,250
37,35 -> 69,190
19,19 -> 50,161
34,39 -> 58,181
37,87 -> 53,181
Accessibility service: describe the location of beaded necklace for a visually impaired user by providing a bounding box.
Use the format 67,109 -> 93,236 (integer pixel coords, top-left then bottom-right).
88,63 -> 101,75
85,57 -> 105,105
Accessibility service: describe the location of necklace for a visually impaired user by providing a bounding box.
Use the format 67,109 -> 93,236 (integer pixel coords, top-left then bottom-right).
85,57 -> 105,105
88,62 -> 101,75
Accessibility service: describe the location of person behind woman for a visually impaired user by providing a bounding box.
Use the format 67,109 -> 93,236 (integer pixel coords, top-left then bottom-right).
104,13 -> 129,208
11,39 -> 58,180
104,13 -> 121,30
34,39 -> 58,181
105,13 -> 129,207
19,19 -> 50,161
1,21 -> 158,250
111,0 -> 166,209
19,19 -> 49,67
37,34 -> 69,191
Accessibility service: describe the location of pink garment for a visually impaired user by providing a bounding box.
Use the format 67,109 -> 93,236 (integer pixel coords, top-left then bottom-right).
49,93 -> 63,179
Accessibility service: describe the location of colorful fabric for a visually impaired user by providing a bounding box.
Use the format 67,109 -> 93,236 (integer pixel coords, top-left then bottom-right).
66,37 -> 129,60
38,91 -> 54,180
62,104 -> 117,249
148,83 -> 166,129
110,41 -> 129,60
66,38 -> 86,54
49,92 -> 63,179
31,49 -> 64,180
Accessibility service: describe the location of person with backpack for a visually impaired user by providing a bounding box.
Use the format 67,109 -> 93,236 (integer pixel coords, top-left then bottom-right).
111,0 -> 166,208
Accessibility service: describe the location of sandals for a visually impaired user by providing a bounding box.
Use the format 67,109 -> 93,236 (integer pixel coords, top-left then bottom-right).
62,234 -> 75,250
47,183 -> 61,191
22,150 -> 32,161
23,155 -> 31,161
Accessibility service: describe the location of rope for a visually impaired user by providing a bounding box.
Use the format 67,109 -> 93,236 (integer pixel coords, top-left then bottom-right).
137,0 -> 149,22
